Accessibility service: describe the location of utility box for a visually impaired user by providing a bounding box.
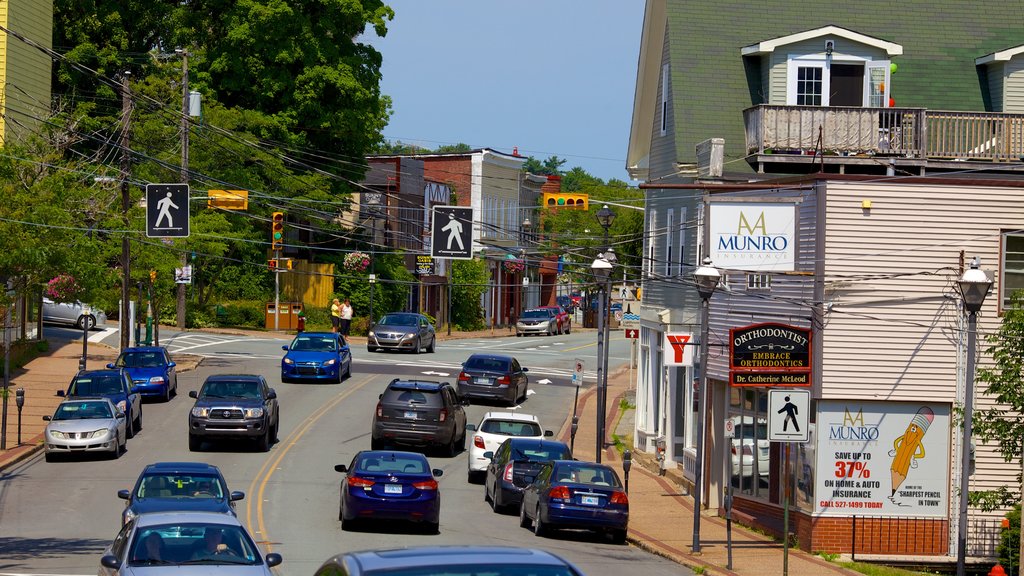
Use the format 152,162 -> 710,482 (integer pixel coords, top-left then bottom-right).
265,302 -> 303,330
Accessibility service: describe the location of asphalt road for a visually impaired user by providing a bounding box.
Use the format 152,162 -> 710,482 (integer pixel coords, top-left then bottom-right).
0,328 -> 684,576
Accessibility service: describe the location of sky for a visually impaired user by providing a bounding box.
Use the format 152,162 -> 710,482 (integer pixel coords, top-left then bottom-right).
363,1 -> 646,184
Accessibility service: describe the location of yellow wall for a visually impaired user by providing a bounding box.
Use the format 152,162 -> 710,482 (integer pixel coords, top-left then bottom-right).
0,0 -> 54,145
281,260 -> 336,307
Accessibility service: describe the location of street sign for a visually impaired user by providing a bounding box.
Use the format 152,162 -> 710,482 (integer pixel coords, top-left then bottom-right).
572,358 -> 584,387
768,389 -> 810,442
625,329 -> 639,339
146,184 -> 190,237
415,255 -> 435,276
724,417 -> 735,438
431,206 -> 473,259
663,332 -> 694,367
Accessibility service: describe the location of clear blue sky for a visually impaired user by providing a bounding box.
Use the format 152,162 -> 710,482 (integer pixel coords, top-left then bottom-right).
364,1 -> 646,183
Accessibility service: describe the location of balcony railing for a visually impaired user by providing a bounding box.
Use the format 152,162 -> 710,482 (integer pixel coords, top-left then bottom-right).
744,105 -> 1024,162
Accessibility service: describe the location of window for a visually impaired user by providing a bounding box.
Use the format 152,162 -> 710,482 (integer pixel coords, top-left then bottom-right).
665,209 -> 674,276
645,209 -> 657,277
746,273 -> 772,290
1001,231 -> 1024,310
677,208 -> 687,276
796,66 -> 823,106
786,57 -> 891,108
660,64 -> 669,136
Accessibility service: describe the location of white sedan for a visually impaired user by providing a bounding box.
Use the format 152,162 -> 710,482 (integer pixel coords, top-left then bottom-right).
466,412 -> 551,482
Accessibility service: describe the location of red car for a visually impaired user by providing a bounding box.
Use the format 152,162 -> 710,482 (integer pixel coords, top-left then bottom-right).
538,306 -> 571,335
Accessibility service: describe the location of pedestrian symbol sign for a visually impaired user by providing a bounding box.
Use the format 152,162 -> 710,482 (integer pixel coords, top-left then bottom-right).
431,206 -> 473,259
146,184 -> 190,238
768,389 -> 809,442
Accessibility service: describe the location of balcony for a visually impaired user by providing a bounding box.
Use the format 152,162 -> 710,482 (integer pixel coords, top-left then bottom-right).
743,105 -> 1024,175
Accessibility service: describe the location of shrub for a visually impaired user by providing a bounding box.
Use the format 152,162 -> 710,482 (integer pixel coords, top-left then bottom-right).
999,505 -> 1020,571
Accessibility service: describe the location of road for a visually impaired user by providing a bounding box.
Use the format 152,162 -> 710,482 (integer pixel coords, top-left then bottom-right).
0,327 -> 685,576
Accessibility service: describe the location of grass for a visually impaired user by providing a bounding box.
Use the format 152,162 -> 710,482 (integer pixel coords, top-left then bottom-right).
837,561 -> 941,576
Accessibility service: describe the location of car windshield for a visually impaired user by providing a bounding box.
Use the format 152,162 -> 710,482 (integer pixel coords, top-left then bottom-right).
360,565 -> 577,576
355,454 -> 428,474
201,380 -> 260,399
553,464 -> 621,487
510,444 -> 570,462
481,419 -> 542,436
69,374 -> 123,395
128,523 -> 259,566
521,310 -> 550,319
379,314 -> 417,326
291,336 -> 336,351
464,357 -> 511,372
53,401 -> 112,420
116,352 -> 166,368
137,473 -> 224,499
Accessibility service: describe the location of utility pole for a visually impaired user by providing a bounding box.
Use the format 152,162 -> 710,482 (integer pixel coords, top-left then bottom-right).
119,72 -> 133,351
177,49 -> 189,330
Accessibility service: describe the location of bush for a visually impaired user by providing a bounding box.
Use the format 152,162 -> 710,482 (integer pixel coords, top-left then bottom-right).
998,505 -> 1020,571
222,301 -> 265,327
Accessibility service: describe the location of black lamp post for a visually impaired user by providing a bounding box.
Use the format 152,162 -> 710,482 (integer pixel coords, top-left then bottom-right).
591,252 -> 613,463
692,256 -> 720,553
955,257 -> 991,576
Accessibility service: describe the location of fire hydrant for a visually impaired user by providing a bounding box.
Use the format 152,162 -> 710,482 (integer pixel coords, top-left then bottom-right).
989,564 -> 1008,576
296,314 -> 305,332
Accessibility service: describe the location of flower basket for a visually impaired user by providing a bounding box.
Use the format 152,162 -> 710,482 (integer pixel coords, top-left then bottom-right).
503,259 -> 525,274
344,251 -> 371,273
46,274 -> 82,302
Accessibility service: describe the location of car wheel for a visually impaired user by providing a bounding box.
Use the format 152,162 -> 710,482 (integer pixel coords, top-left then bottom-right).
366,346 -> 375,353
111,432 -> 122,459
371,437 -> 384,450
490,487 -> 502,513
126,414 -> 136,439
134,411 -> 143,435
516,332 -> 522,337
424,521 -> 440,535
610,528 -> 628,544
345,361 -> 352,379
163,385 -> 172,403
44,451 -> 56,463
444,434 -> 458,458
484,481 -> 493,504
271,421 -> 279,443
427,337 -> 436,353
519,502 -> 532,528
533,505 -> 547,537
189,434 -> 202,452
333,369 -> 342,384
414,337 -> 422,354
256,430 -> 270,452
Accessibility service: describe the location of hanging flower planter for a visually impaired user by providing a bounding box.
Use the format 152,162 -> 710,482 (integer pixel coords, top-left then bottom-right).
344,251 -> 371,272
503,259 -> 525,274
46,274 -> 82,302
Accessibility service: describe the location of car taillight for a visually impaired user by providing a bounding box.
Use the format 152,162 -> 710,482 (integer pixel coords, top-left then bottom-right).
458,372 -> 470,382
439,408 -> 447,422
731,445 -> 737,456
742,445 -> 754,456
375,402 -> 382,418
474,435 -> 485,449
497,375 -> 511,386
548,486 -> 571,500
412,479 -> 438,491
610,491 -> 629,505
348,476 -> 375,487
503,463 -> 514,482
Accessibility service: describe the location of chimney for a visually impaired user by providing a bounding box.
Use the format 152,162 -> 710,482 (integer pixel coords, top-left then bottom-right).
542,175 -> 561,194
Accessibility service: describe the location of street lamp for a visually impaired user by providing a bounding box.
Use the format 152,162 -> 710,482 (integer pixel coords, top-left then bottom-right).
692,256 -> 720,553
955,257 -> 991,576
591,252 -> 613,463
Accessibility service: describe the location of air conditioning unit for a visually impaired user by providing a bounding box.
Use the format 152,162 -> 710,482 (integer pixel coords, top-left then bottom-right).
696,138 -> 724,179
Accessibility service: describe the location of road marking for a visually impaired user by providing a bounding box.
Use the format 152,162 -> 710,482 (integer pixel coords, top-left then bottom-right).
562,341 -> 597,352
245,373 -> 375,551
166,337 -> 267,353
87,327 -> 117,343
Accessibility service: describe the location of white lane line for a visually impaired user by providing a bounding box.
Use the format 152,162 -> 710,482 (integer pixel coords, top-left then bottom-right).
88,327 -> 117,343
167,337 -> 268,353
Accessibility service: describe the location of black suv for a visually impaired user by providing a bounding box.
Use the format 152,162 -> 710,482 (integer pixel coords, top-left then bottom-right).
188,374 -> 280,452
484,438 -> 572,513
371,379 -> 467,456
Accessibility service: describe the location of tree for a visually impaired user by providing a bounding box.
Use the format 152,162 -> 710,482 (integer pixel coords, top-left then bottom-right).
521,155 -> 566,176
451,258 -> 490,330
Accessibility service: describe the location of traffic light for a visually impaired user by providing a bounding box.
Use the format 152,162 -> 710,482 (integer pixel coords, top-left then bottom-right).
268,259 -> 279,270
271,212 -> 284,251
542,192 -> 589,210
149,270 -> 156,283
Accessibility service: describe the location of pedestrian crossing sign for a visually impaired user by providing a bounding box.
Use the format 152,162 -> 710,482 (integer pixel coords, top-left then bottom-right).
768,389 -> 809,442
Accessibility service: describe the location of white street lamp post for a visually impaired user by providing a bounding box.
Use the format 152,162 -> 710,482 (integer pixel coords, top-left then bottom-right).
692,256 -> 720,553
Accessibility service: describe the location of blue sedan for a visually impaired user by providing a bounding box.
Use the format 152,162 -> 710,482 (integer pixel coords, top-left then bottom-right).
336,450 -> 443,533
108,346 -> 177,402
519,460 -> 629,544
281,332 -> 352,383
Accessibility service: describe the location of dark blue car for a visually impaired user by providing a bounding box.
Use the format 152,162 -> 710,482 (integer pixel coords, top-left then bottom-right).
116,462 -> 245,525
107,346 -> 177,402
281,332 -> 352,383
59,369 -> 142,438
335,450 -> 443,533
519,460 -> 629,543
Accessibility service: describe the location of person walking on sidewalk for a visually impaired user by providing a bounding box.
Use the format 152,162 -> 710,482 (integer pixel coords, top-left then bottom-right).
339,299 -> 353,336
330,298 -> 342,333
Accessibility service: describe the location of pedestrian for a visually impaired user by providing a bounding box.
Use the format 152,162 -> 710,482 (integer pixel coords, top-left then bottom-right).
340,298 -> 353,336
330,298 -> 342,333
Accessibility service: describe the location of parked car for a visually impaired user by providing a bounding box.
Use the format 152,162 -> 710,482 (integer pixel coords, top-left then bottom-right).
367,312 -> 436,353
457,353 -> 529,406
117,462 -> 245,526
466,412 -> 552,483
188,374 -> 280,452
484,438 -> 572,513
730,415 -> 770,479
314,546 -> 585,576
335,450 -> 444,533
59,369 -> 142,438
108,346 -> 178,402
43,397 -> 127,462
519,459 -> 629,543
281,331 -> 352,383
41,297 -> 107,330
98,511 -> 282,574
515,308 -> 558,337
538,305 -> 571,334
371,379 -> 467,456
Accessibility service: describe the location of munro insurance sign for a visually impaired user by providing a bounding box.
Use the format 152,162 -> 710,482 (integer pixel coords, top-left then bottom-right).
709,202 -> 796,271
730,322 -> 811,387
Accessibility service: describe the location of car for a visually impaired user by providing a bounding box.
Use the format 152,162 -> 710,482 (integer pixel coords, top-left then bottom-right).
538,305 -> 571,334
107,346 -> 178,402
367,312 -> 436,353
335,450 -> 444,533
371,379 -> 467,456
188,374 -> 280,452
519,459 -> 629,543
730,415 -> 770,479
59,369 -> 142,438
314,546 -> 585,576
281,332 -> 352,383
556,295 -> 574,310
515,308 -> 558,337
466,412 -> 552,482
457,353 -> 529,406
484,437 -> 573,513
117,462 -> 245,526
98,511 -> 282,574
41,297 -> 107,330
43,397 -> 127,462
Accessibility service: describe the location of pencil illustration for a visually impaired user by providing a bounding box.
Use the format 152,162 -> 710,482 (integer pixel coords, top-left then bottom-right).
888,406 -> 934,496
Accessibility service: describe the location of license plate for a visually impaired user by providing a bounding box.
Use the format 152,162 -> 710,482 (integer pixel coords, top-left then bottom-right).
475,377 -> 490,385
404,411 -> 418,419
384,484 -> 402,494
581,495 -> 599,506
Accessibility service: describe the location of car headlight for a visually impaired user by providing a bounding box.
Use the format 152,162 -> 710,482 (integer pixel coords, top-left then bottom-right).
49,430 -> 67,439
123,507 -> 138,523
116,400 -> 127,412
367,331 -> 375,338
244,407 -> 264,418
192,407 -> 211,417
149,376 -> 166,385
324,358 -> 336,366
283,357 -> 294,365
86,428 -> 111,439
405,333 -> 416,339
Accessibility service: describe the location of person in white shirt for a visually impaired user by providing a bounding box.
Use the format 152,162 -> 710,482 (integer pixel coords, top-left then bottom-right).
340,299 -> 353,336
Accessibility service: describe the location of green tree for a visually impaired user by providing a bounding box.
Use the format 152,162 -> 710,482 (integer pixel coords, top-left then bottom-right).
435,142 -> 472,153
522,155 -> 566,176
450,258 -> 489,330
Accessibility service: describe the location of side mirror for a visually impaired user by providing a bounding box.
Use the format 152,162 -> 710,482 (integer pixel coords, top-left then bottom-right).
267,390 -> 277,400
188,390 -> 198,399
42,415 -> 51,421
483,451 -> 494,460
116,411 -> 126,419
466,423 -> 477,432
56,390 -> 65,397
106,363 -> 116,369
522,367 -> 529,372
334,464 -> 349,473
378,393 -> 383,400
230,491 -> 245,501
544,430 -> 554,437
462,398 -> 471,406
117,489 -> 130,500
432,469 -> 444,477
100,556 -> 121,570
282,345 -> 289,351
265,553 -> 283,568
167,361 -> 176,368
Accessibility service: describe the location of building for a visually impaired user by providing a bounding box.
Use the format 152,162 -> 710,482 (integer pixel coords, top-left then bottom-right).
626,0 -> 1024,561
0,0 -> 52,146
